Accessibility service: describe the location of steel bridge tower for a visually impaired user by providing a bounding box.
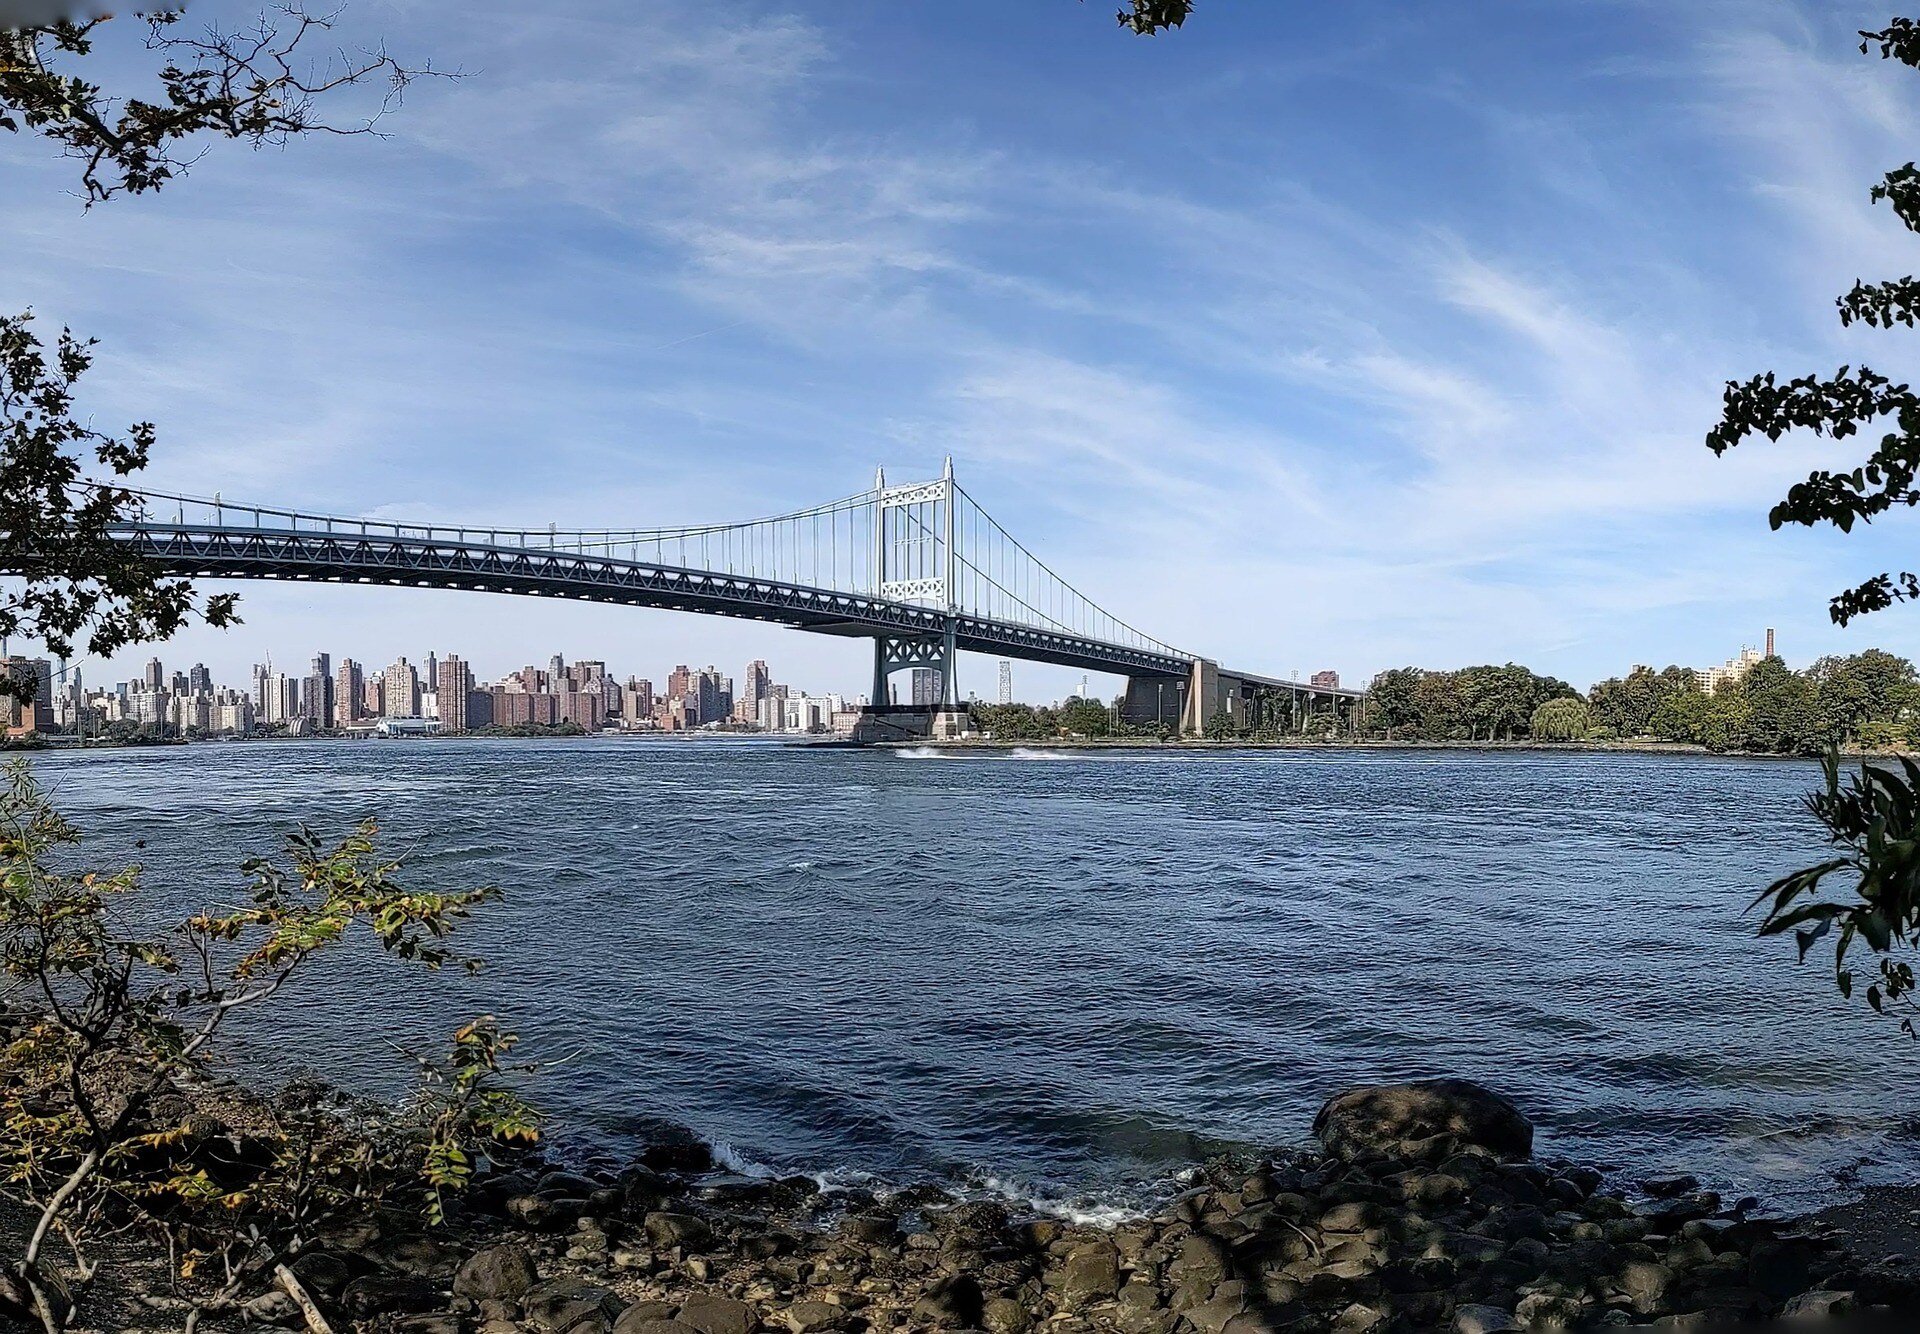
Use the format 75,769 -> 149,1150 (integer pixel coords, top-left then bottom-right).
866,457 -> 965,731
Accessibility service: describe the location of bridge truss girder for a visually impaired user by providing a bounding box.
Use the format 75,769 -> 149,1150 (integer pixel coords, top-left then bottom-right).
109,526 -> 1193,683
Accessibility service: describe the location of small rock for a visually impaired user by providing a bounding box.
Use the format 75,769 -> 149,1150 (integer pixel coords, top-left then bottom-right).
676,1293 -> 756,1334
1780,1289 -> 1853,1318
1639,1175 -> 1699,1199
1058,1240 -> 1121,1303
644,1211 -> 715,1250
838,1213 -> 899,1244
521,1275 -> 626,1332
1331,1303 -> 1390,1334
913,1274 -> 984,1325
782,1300 -> 843,1332
453,1244 -> 539,1302
982,1294 -> 1032,1334
1452,1306 -> 1516,1334
392,1318 -> 462,1334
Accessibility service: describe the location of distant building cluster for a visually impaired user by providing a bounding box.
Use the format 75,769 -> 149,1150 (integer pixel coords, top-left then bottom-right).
1693,628 -> 1776,696
3,649 -> 863,740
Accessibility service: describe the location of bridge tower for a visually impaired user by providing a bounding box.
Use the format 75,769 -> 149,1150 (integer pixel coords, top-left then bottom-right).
859,458 -> 969,739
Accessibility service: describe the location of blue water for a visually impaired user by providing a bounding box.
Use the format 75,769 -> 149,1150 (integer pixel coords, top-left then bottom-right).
18,739 -> 1911,1214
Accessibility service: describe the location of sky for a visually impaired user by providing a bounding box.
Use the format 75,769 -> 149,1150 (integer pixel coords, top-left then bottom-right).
7,0 -> 1920,700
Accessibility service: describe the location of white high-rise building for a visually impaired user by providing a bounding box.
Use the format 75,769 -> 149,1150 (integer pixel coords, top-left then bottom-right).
998,660 -> 1012,705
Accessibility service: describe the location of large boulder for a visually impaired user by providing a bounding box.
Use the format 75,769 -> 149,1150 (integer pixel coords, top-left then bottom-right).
1313,1079 -> 1533,1163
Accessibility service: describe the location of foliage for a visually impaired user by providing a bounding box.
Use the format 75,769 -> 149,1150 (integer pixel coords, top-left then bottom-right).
1114,1 -> 1192,36
1,9 -> 438,204
1056,698 -> 1111,738
1358,664 -> 1574,741
973,703 -> 1053,741
1587,666 -> 1698,738
1703,21 -> 1920,624
472,720 -> 587,738
0,6 -> 442,702
0,759 -> 532,1331
1757,752 -> 1920,1034
1365,667 -> 1423,740
1529,697 -> 1590,742
0,313 -> 239,702
397,1017 -> 543,1227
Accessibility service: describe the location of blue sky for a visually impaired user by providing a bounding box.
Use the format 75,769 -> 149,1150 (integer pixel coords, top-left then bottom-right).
8,0 -> 1920,699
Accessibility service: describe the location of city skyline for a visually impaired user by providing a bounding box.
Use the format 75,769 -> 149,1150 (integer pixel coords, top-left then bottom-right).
5,3 -> 1918,692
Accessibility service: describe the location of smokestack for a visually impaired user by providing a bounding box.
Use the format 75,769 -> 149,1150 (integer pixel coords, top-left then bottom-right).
1766,628 -> 1775,658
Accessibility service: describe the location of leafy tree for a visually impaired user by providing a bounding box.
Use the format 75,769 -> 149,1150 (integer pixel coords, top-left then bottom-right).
2,10 -> 434,204
1409,669 -> 1463,741
1364,668 -> 1423,739
1530,697 -> 1590,741
1057,697 -> 1111,737
1704,20 -> 1920,623
1757,753 -> 1920,1034
1588,665 -> 1697,738
974,703 -> 1048,741
0,7 -> 439,700
1650,687 -> 1713,744
1741,656 -> 1822,755
1114,1 -> 1193,36
0,315 -> 239,697
0,761 -> 533,1330
1807,649 -> 1919,744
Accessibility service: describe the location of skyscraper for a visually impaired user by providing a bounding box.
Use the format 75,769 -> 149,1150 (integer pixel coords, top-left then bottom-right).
188,663 -> 212,696
383,658 -> 421,718
737,658 -> 771,725
336,659 -> 364,726
299,653 -> 333,728
997,660 -> 1012,705
437,655 -> 472,732
144,657 -> 164,692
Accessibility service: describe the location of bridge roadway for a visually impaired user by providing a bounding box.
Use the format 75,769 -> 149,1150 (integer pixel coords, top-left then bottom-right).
92,490 -> 1363,734
110,519 -> 1194,681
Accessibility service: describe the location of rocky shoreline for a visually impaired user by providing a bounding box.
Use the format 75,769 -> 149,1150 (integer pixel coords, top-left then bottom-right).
12,1077 -> 1914,1334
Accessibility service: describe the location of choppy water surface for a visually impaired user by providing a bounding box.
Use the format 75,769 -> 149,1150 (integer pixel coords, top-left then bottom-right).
22,740 -> 1912,1214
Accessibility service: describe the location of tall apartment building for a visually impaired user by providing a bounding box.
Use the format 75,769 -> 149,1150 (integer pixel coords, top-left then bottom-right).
188,662 -> 212,696
336,659 -> 364,726
622,678 -> 654,728
304,652 -> 334,728
383,658 -> 421,718
997,661 -> 1012,705
262,672 -> 299,726
144,657 -> 164,692
436,655 -> 473,732
736,659 -> 771,724
364,675 -> 386,718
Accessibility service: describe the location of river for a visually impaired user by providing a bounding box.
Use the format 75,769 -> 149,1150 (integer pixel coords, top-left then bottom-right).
18,738 -> 1909,1218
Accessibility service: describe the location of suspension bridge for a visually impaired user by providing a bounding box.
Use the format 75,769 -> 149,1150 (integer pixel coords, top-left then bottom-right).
95,462 -> 1359,739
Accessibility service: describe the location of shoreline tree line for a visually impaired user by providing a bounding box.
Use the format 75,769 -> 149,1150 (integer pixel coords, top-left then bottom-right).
1360,650 -> 1920,755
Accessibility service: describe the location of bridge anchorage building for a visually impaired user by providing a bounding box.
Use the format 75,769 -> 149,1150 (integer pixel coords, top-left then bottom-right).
67,462 -> 1361,741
